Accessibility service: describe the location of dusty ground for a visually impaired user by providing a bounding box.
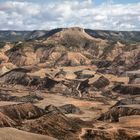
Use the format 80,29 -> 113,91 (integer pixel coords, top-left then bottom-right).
0,127 -> 56,140
35,93 -> 114,121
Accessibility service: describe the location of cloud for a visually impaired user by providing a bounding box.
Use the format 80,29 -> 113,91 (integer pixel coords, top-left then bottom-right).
0,0 -> 139,30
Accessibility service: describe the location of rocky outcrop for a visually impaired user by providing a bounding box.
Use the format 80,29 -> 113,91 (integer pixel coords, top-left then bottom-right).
0,112 -> 16,127
0,68 -> 31,86
22,105 -> 81,140
59,104 -> 83,114
0,92 -> 43,103
91,76 -> 110,89
113,84 -> 140,95
112,98 -> 140,107
0,103 -> 45,120
98,105 -> 140,122
94,60 -> 112,68
0,68 -> 59,90
81,128 -> 140,140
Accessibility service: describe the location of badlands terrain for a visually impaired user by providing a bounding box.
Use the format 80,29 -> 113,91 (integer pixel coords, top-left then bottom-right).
0,27 -> 140,140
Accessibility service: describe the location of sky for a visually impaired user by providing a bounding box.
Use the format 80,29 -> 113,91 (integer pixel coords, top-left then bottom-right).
0,0 -> 139,31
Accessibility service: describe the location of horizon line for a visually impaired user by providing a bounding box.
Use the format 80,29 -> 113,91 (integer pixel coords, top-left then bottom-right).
0,27 -> 140,32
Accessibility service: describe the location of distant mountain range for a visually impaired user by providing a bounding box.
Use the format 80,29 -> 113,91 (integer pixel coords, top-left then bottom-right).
0,28 -> 140,43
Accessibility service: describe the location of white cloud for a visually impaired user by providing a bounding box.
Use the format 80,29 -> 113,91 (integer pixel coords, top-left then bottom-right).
0,0 -> 139,30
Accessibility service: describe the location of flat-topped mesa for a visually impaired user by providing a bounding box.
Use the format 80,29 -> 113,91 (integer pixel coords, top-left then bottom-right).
62,27 -> 84,32
46,26 -> 100,45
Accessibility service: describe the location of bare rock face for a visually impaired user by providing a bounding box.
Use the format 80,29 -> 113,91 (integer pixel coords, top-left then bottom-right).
0,112 -> 16,127
0,68 -> 30,86
0,68 -> 59,90
81,128 -> 140,140
22,105 -> 81,140
0,103 -> 45,120
112,98 -> 140,107
91,76 -> 110,89
59,104 -> 83,114
113,84 -> 140,95
13,94 -> 43,103
54,52 -> 91,66
94,60 -> 112,68
45,104 -> 60,113
0,91 -> 43,103
98,98 -> 140,122
98,105 -> 140,122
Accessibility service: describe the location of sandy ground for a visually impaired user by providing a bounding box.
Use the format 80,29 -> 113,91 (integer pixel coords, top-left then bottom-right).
35,93 -> 114,121
0,127 -> 57,140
